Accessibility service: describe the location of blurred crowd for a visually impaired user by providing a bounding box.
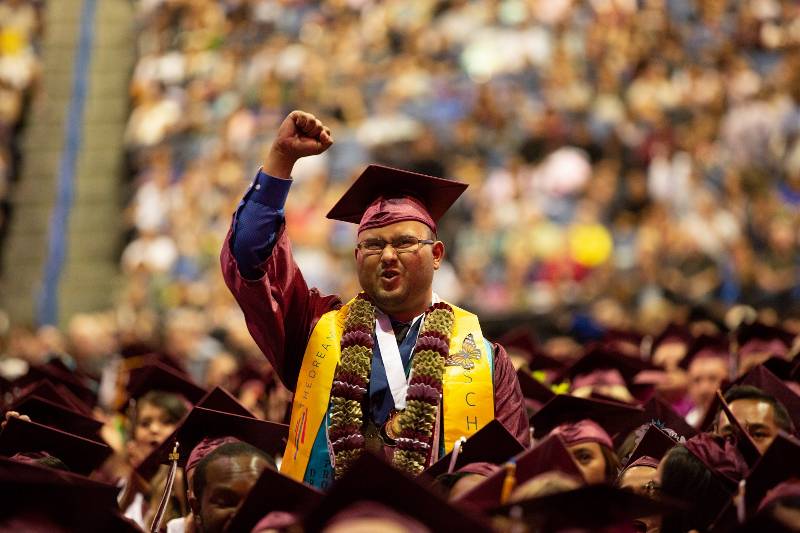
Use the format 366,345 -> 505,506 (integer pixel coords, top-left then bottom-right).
2,3 -> 800,530
120,0 -> 800,340
0,0 -> 42,245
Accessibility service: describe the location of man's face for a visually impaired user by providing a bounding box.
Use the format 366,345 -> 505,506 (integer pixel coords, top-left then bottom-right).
196,455 -> 269,533
718,398 -> 779,454
687,357 -> 728,410
355,220 -> 443,321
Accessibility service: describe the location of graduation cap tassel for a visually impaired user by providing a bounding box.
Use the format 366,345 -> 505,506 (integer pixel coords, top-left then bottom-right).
735,479 -> 746,524
447,436 -> 467,474
150,441 -> 180,533
499,460 -> 517,505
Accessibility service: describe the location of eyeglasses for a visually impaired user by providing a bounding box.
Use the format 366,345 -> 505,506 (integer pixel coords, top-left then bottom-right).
356,236 -> 435,256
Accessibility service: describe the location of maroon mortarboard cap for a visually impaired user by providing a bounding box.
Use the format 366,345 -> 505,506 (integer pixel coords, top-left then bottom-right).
562,343 -> 653,386
0,456 -> 137,532
737,321 -> 794,355
124,361 -> 207,405
651,323 -> 692,352
679,333 -> 730,370
736,364 -> 800,433
620,424 -> 682,472
9,378 -> 93,416
757,479 -> 800,513
455,434 -> 584,511
223,464 -> 322,533
683,433 -> 749,491
119,342 -> 186,370
303,452 -> 492,532
137,407 -> 287,477
422,419 -> 526,480
741,432 -> 800,511
530,394 -> 644,441
496,327 -> 539,363
491,484 -> 685,530
326,164 -> 468,234
194,386 -> 256,419
759,356 -> 795,380
6,395 -> 104,441
639,396 -> 698,441
15,361 -> 97,409
516,368 -> 556,408
602,328 -> 645,360
134,387 -> 258,478
0,416 -> 111,475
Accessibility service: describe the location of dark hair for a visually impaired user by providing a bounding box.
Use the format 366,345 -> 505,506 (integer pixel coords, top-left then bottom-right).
723,385 -> 794,433
600,444 -> 621,483
134,390 -> 190,426
659,446 -> 733,533
192,441 -> 274,501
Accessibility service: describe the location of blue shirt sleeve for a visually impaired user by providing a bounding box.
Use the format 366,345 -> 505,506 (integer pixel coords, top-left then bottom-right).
230,169 -> 293,279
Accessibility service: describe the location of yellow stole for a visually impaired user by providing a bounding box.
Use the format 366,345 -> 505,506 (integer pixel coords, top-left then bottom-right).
281,298 -> 495,482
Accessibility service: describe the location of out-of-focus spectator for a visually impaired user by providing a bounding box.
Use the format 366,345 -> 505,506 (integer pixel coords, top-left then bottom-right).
0,0 -> 43,247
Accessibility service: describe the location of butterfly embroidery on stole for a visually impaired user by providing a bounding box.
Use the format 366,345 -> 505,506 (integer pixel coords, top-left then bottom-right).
445,333 -> 482,369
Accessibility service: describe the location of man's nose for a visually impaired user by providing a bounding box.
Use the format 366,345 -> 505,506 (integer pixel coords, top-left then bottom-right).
380,244 -> 399,262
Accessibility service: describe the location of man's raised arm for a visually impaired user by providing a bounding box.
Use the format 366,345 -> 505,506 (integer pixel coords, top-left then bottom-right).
221,111 -> 340,391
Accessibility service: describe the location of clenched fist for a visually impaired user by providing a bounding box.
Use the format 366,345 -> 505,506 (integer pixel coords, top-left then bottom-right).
265,110 -> 333,179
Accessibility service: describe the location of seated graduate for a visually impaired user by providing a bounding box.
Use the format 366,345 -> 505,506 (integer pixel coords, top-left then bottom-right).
116,362 -> 206,530
715,384 -> 795,454
656,433 -> 749,533
530,395 -> 640,485
190,441 -> 273,533
139,398 -> 287,533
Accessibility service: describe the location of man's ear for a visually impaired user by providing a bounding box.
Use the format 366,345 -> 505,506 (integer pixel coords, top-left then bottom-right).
432,241 -> 445,270
188,492 -> 201,519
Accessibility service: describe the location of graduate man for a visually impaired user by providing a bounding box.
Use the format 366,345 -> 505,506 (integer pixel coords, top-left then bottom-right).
221,110 -> 528,489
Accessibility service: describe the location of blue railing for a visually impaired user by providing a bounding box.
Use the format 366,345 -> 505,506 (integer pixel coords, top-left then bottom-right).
37,0 -> 98,325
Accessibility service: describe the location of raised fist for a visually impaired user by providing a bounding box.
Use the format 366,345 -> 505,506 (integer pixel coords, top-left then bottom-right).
274,111 -> 332,157
265,111 -> 333,179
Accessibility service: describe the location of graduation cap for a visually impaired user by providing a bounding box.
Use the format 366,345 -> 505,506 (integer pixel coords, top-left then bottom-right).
743,432 -> 800,512
711,432 -> 800,530
119,342 -> 186,374
133,386 -> 257,478
194,386 -> 256,418
136,406 -> 287,479
422,419 -> 526,481
639,395 -> 698,442
496,327 -> 551,368
0,457 -> 138,532
303,452 -> 492,532
326,164 -> 468,234
492,484 -> 686,531
530,394 -> 644,442
562,343 -> 653,386
5,393 -> 104,441
223,465 -> 322,533
651,323 -> 692,352
621,424 -> 682,471
0,416 -> 112,475
14,360 -> 97,409
454,434 -> 584,511
679,333 -> 731,370
736,364 -> 800,433
737,322 -> 794,355
124,361 -> 207,406
516,368 -> 556,411
9,378 -> 94,417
